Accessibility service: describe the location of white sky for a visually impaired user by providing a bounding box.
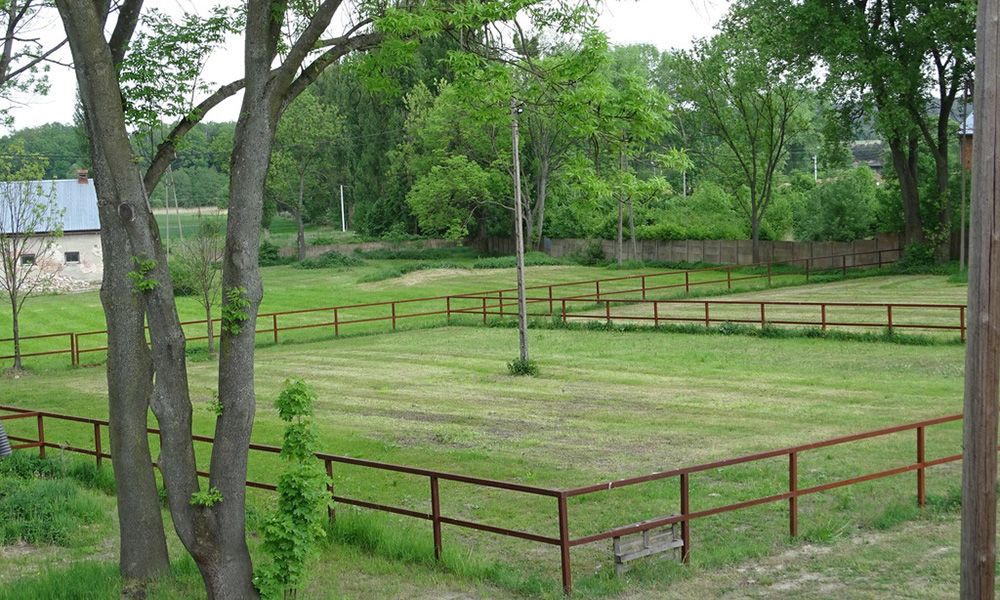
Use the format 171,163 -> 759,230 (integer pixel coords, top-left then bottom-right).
11,0 -> 729,131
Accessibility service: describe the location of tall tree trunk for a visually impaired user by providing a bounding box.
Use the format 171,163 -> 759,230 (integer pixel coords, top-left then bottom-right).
205,300 -> 214,355
628,196 -> 637,262
888,136 -> 926,247
751,217 -> 762,265
534,160 -> 549,251
296,171 -> 306,262
616,198 -> 624,266
56,1 -> 172,585
934,153 -> 952,261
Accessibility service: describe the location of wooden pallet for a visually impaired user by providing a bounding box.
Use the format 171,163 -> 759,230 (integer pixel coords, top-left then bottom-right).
613,521 -> 683,576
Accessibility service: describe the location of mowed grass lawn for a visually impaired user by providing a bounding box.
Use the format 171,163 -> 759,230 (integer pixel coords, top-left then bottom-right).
0,321 -> 967,597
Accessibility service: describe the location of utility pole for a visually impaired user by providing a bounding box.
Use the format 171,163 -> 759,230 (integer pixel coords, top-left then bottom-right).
961,0 -> 999,597
340,184 -> 346,232
510,97 -> 529,363
813,155 -> 818,183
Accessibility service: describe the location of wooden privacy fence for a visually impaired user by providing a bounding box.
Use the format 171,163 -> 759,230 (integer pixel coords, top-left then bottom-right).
2,248 -> 904,366
451,296 -> 969,340
0,405 -> 967,595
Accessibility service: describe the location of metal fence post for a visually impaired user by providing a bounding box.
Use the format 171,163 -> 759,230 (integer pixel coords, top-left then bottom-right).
272,314 -> 279,344
36,414 -> 45,458
431,476 -> 443,561
326,458 -> 336,522
961,306 -> 967,342
917,427 -> 926,507
94,423 -> 102,468
68,333 -> 75,366
789,452 -> 798,537
72,333 -> 79,366
680,473 -> 690,564
558,493 -> 573,595
548,286 -> 554,316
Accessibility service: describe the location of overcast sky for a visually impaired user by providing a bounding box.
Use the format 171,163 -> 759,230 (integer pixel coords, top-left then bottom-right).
11,0 -> 729,131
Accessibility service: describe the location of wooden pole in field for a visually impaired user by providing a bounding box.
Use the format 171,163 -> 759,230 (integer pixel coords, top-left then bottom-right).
511,97 -> 529,363
961,2 -> 1000,597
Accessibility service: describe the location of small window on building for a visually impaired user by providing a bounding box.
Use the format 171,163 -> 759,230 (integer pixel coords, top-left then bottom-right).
64,251 -> 80,264
19,254 -> 35,266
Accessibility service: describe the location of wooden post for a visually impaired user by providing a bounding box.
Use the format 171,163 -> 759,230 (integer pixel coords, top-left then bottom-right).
842,255 -> 847,276
727,268 -> 732,290
789,452 -> 798,537
94,422 -> 102,467
821,304 -> 827,331
549,286 -> 554,316
482,297 -> 487,323
561,299 -> 567,324
684,271 -> 690,294
767,263 -> 772,287
641,276 -> 647,299
498,290 -> 504,317
961,4 -> 1000,595
326,459 -> 335,522
704,302 -> 710,328
272,314 -> 278,344
680,473 -> 690,563
36,414 -> 45,459
558,494 -> 572,595
391,303 -> 397,330
68,333 -> 75,366
760,303 -> 766,328
917,427 -> 926,507
595,281 -> 601,301
654,301 -> 660,327
334,308 -> 340,337
605,300 -> 611,325
961,306 -> 967,342
887,305 -> 894,334
446,297 -> 452,323
431,477 -> 443,561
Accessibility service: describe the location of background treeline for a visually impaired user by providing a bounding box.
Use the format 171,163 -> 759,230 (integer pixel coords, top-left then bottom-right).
0,0 -> 973,260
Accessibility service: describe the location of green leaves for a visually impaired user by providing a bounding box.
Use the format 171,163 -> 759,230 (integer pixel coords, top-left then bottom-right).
127,257 -> 158,293
255,379 -> 328,599
189,486 -> 223,507
221,287 -> 250,335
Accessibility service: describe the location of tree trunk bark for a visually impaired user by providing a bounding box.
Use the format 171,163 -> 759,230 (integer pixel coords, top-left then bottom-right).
296,171 -> 306,262
534,168 -> 548,251
889,136 -> 926,248
616,197 -> 624,266
10,297 -> 20,371
205,300 -> 215,355
934,153 -> 952,261
751,217 -> 761,265
628,196 -> 637,262
961,2 -> 1000,596
56,1 -> 172,585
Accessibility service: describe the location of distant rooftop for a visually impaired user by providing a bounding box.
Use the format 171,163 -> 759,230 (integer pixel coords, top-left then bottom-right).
961,113 -> 974,136
0,176 -> 100,234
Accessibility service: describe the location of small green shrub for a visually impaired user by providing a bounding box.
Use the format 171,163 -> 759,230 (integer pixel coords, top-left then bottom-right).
255,379 -> 329,600
896,243 -> 937,271
308,235 -> 338,246
355,246 -> 480,260
507,357 -> 539,376
572,240 -> 606,266
190,486 -> 223,507
169,259 -> 196,297
294,250 -> 365,269
473,252 -> 564,269
259,240 -> 289,266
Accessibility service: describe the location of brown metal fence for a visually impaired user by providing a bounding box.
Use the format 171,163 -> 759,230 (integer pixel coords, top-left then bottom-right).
2,248 -> 905,366
0,404 -> 967,594
451,296 -> 968,340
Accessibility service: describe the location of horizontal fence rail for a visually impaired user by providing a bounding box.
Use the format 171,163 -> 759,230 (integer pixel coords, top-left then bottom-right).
2,248 -> 905,366
0,404 -> 970,594
449,297 -> 969,341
